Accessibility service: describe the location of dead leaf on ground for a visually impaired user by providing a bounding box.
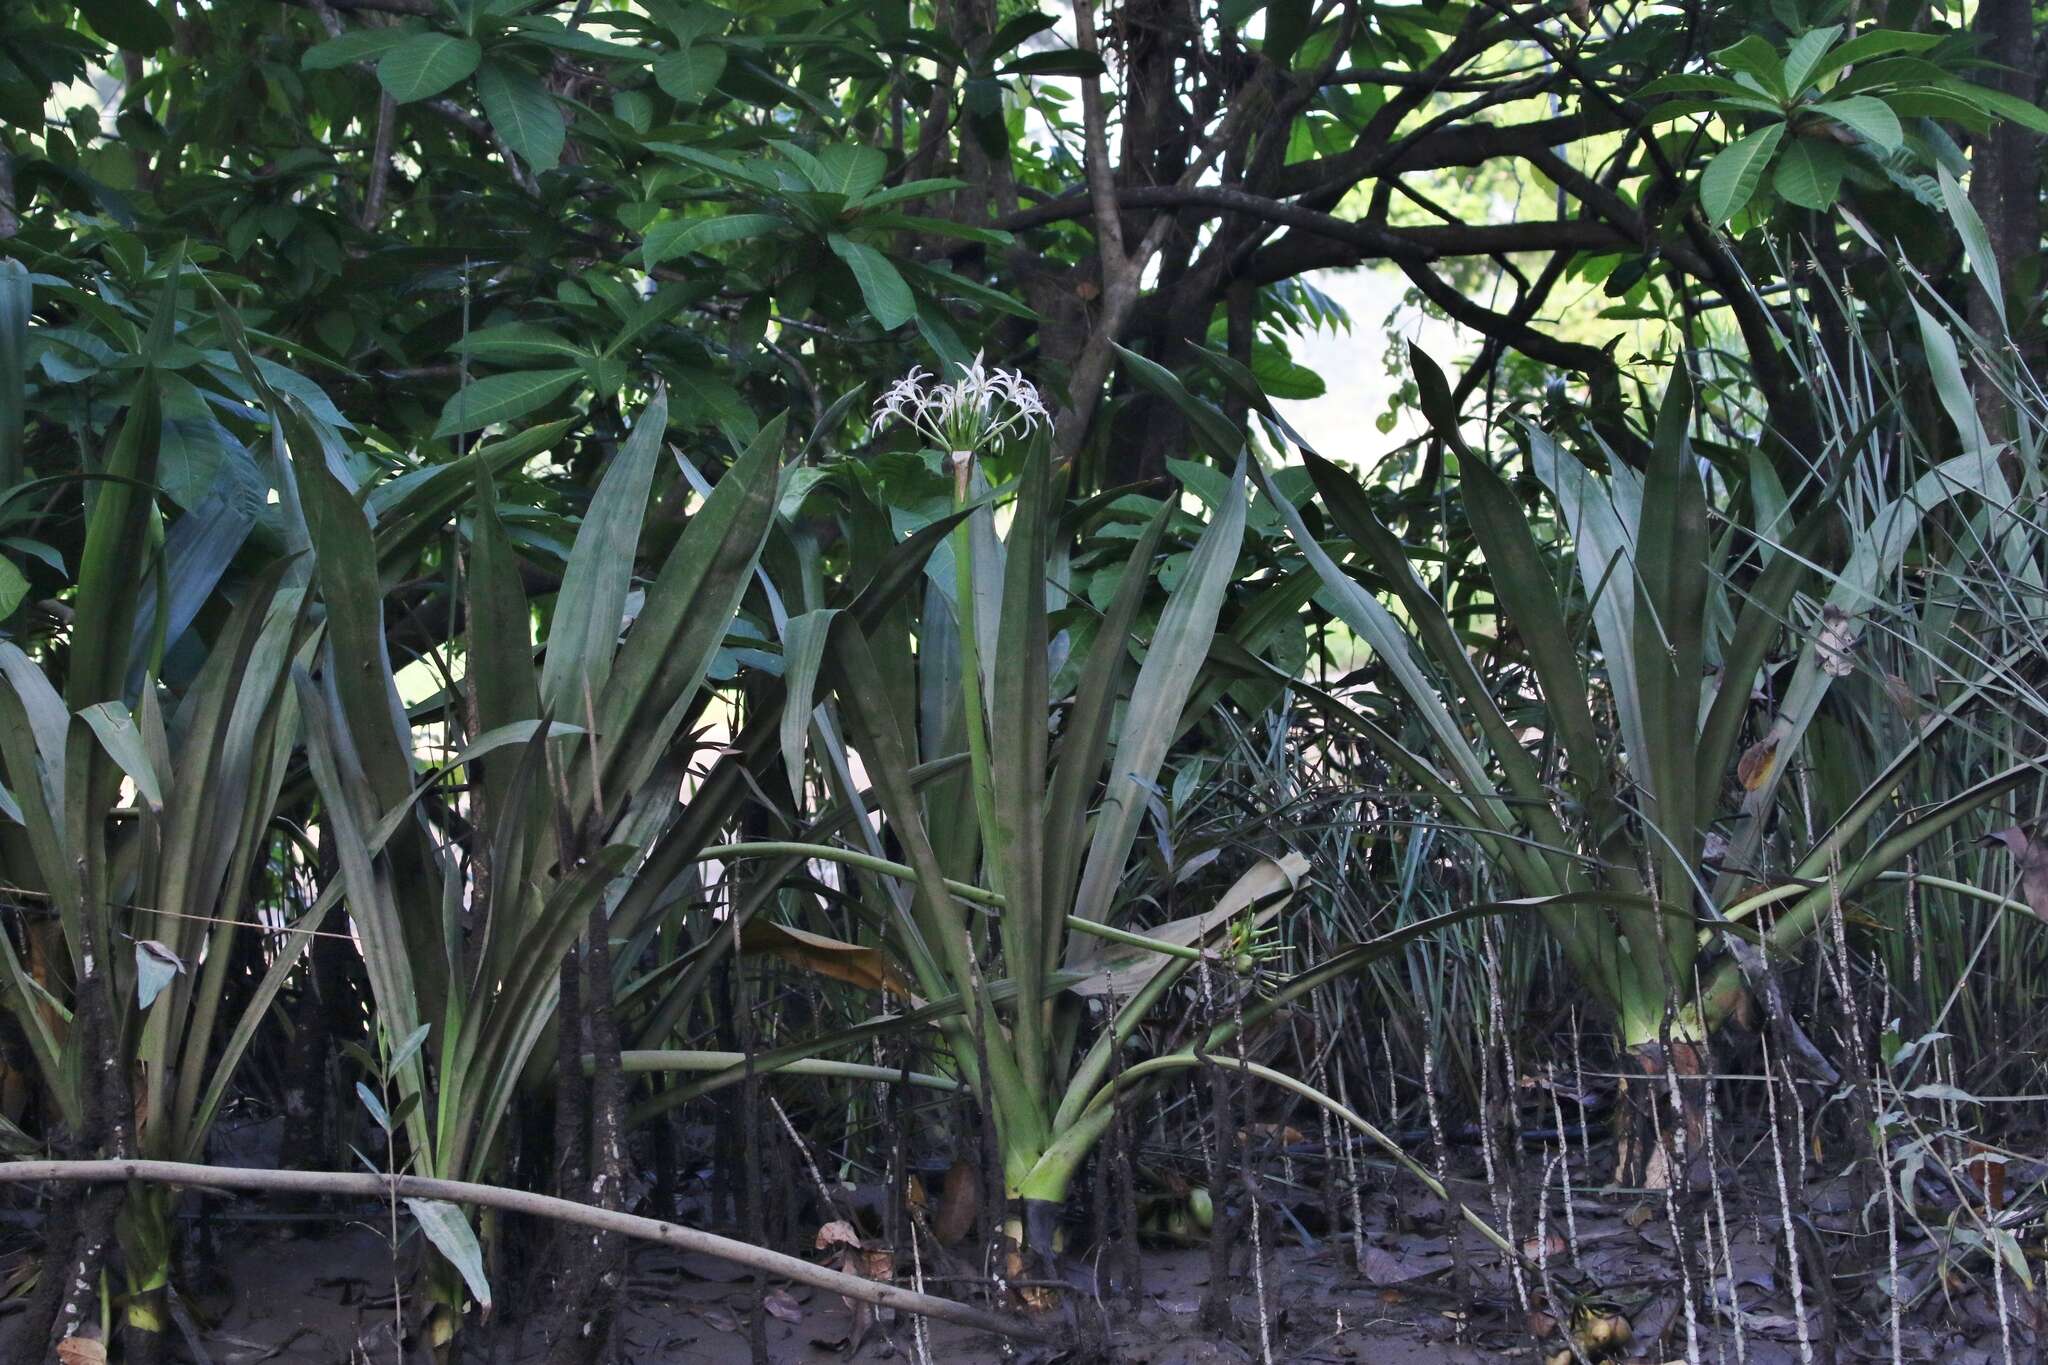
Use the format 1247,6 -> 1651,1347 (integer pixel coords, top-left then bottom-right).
699,1306 -> 741,1334
814,1220 -> 862,1252
57,1336 -> 108,1365
933,1158 -> 978,1246
763,1287 -> 804,1322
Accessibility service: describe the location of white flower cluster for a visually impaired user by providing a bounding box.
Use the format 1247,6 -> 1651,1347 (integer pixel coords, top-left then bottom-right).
870,352 -> 1049,464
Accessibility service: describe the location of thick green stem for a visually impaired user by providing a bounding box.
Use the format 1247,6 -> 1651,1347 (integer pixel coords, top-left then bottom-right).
1024,1054 -> 1521,1266
948,458 -> 1004,900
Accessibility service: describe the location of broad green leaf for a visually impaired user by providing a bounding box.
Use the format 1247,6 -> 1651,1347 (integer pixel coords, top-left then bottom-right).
0,558 -> 23,622
613,89 -> 653,132
450,323 -> 585,362
1701,122 -> 1785,224
303,28 -> 415,71
405,1200 -> 493,1313
433,368 -> 580,437
1912,299 -> 1991,456
378,33 -> 482,104
1111,342 -> 1243,456
812,145 -> 887,199
76,0 -> 173,50
654,43 -> 728,104
1812,29 -> 1943,85
1938,78 -> 2048,134
1813,95 -> 1902,151
1772,139 -> 1845,209
827,235 -> 915,331
1780,25 -> 1842,95
1713,35 -> 1786,98
477,61 -> 565,172
642,212 -> 783,268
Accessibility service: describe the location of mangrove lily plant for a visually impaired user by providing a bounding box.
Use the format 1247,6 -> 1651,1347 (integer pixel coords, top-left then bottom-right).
1223,343 -> 2030,1184
731,358 -> 1525,1280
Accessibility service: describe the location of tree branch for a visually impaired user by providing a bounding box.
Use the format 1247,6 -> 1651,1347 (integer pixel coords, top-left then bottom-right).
0,1160 -> 1057,1343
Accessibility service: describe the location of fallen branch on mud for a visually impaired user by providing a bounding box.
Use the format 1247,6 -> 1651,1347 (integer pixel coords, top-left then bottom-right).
0,1159 -> 1056,1343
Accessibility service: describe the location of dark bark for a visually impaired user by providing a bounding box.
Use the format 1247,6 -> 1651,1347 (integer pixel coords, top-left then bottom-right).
540,904 -> 628,1365
1967,0 -> 2044,435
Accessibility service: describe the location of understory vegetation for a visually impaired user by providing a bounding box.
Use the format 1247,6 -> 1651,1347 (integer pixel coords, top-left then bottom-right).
2,0 -> 2046,1360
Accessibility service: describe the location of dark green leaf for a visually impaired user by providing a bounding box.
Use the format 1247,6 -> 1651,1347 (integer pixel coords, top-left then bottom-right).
378,33 -> 482,103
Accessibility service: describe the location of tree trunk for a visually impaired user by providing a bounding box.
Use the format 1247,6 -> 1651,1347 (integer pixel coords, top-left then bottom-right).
1967,0 -> 2044,436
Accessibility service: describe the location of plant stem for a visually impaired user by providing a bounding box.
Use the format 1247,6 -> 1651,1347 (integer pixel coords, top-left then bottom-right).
949,457 -> 1005,898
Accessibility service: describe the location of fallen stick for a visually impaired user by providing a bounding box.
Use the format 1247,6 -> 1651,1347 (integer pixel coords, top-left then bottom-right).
0,1159 -> 1053,1343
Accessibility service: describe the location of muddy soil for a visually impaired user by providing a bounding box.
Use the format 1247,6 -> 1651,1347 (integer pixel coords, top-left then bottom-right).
142,1161 -> 2023,1363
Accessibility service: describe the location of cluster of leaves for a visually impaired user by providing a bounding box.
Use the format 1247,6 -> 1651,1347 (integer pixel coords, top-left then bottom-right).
1649,24 -> 2048,223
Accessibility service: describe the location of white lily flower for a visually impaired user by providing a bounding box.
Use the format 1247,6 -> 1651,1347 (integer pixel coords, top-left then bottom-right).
869,352 -> 1048,462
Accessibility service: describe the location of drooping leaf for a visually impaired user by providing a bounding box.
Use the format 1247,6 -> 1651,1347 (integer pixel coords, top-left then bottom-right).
80,700 -> 162,810
1938,165 -> 2003,328
827,235 -> 916,331
477,61 -> 565,173
1772,138 -> 1845,210
405,1199 -> 494,1315
133,940 -> 184,1010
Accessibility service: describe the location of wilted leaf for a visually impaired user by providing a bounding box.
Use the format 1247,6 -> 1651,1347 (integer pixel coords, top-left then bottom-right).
740,921 -> 918,1000
814,1220 -> 862,1251
1736,719 -> 1791,791
932,1159 -> 977,1246
763,1288 -> 804,1322
1066,852 -> 1309,999
56,1334 -> 107,1365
